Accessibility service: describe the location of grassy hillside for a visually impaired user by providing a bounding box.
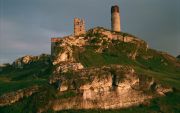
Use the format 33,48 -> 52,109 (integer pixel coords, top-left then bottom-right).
0,54 -> 52,95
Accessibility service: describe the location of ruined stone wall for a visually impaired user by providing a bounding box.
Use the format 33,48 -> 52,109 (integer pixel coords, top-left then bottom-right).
74,18 -> 86,36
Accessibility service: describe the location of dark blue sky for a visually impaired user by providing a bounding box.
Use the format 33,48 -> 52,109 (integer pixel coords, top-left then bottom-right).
0,0 -> 180,64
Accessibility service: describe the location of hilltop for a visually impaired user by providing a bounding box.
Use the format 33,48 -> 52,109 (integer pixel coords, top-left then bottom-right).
0,27 -> 180,113
51,27 -> 179,74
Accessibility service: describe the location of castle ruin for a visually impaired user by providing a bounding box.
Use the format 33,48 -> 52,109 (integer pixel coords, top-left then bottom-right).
74,18 -> 86,36
51,5 -> 121,55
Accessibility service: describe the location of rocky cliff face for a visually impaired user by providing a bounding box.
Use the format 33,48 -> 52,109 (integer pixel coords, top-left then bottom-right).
12,54 -> 51,69
50,65 -> 172,111
49,27 -> 173,111
51,36 -> 86,74
0,85 -> 39,107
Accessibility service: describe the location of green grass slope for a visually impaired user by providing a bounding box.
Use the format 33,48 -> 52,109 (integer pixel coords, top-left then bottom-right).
0,54 -> 52,95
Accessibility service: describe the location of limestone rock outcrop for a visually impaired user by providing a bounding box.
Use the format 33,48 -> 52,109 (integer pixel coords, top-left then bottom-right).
48,27 -> 173,112
51,27 -> 149,74
51,36 -> 86,74
49,65 -> 172,111
12,54 -> 50,68
0,85 -> 39,107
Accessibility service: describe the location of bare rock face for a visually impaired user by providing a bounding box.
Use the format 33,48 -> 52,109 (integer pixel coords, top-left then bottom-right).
155,85 -> 173,96
54,62 -> 84,73
12,54 -> 50,68
49,65 -> 172,111
22,55 -> 33,64
13,55 -> 36,68
0,85 -> 39,107
53,46 -> 74,65
52,37 -> 86,74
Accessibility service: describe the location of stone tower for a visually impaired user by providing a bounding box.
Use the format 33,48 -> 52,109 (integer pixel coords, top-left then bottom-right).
74,18 -> 86,36
111,5 -> 121,32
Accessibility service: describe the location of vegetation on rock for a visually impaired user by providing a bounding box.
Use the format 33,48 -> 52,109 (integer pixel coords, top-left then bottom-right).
0,28 -> 180,113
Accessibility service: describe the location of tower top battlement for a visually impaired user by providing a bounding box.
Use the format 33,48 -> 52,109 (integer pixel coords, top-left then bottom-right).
111,5 -> 119,13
